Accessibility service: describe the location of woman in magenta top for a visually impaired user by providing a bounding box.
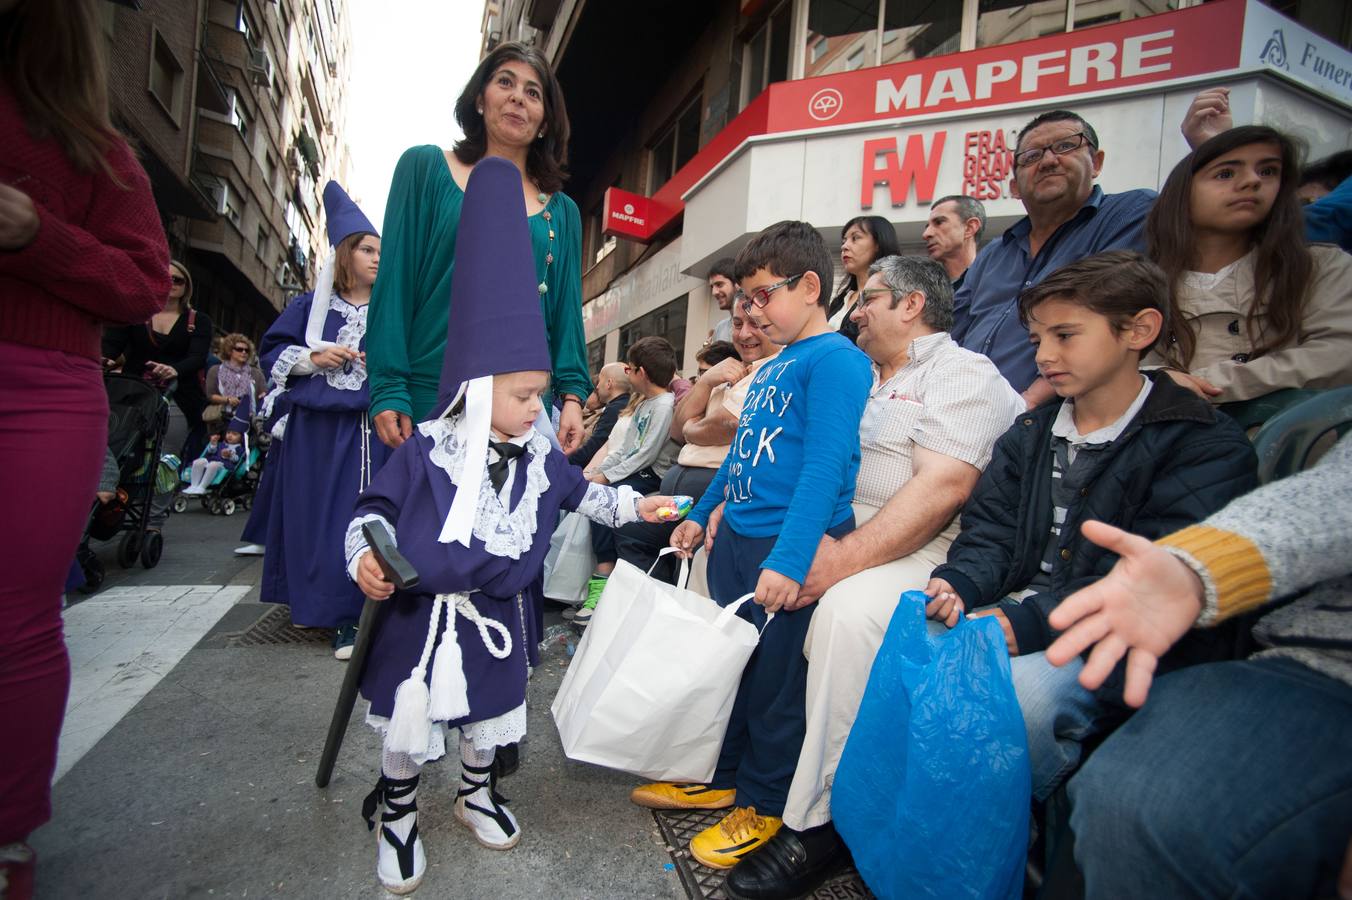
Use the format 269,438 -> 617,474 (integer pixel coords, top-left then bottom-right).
0,0 -> 170,883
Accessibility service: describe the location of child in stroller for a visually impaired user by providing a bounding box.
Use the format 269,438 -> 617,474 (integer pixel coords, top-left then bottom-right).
177,405 -> 262,516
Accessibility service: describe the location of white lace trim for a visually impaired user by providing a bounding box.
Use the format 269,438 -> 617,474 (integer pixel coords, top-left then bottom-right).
460,703 -> 527,751
418,417 -> 552,560
270,413 -> 288,440
346,513 -> 394,581
269,345 -> 311,390
366,706 -> 526,762
325,297 -> 369,391
577,482 -> 642,528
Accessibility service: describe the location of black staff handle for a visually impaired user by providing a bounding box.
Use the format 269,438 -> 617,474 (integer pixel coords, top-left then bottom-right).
315,521 -> 419,788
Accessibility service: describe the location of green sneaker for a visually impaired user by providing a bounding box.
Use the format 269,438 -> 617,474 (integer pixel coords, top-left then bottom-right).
575,575 -> 608,625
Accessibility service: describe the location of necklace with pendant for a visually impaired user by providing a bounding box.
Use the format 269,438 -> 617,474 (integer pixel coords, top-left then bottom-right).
537,191 -> 553,296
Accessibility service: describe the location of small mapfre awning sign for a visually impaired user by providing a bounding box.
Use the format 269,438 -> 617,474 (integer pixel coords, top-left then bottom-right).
602,188 -> 674,242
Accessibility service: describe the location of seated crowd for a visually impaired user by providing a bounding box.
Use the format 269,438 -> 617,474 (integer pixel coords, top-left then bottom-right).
550,97 -> 1352,900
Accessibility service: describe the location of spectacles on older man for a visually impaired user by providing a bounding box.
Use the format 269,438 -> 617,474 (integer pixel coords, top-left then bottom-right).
855,286 -> 908,309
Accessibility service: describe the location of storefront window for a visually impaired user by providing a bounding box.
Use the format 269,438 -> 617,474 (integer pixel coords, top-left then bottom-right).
804,0 -> 961,75
881,0 -> 962,64
744,2 -> 792,107
1073,0 -> 1180,30
587,337 -> 606,376
618,295 -> 689,372
977,0 -> 1069,49
651,94 -> 703,193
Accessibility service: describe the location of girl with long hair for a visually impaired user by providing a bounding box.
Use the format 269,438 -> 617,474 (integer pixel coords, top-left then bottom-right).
1146,125 -> 1352,401
828,215 -> 901,344
0,0 -> 169,888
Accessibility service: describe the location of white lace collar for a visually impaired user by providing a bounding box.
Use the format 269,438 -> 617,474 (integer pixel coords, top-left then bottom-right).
417,416 -> 552,560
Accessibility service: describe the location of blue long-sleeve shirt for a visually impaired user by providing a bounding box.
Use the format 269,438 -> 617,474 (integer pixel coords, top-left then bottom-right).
1304,175 -> 1352,252
689,332 -> 872,583
952,186 -> 1156,391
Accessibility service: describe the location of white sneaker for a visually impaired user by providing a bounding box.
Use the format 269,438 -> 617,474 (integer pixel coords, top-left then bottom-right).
455,762 -> 520,850
233,543 -> 265,556
368,775 -> 425,895
182,485 -> 205,496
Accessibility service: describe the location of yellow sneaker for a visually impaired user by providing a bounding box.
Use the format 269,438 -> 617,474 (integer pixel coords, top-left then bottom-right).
689,806 -> 782,870
629,782 -> 736,811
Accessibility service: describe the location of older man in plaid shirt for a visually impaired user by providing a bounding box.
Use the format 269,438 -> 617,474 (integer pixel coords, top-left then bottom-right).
726,255 -> 1025,900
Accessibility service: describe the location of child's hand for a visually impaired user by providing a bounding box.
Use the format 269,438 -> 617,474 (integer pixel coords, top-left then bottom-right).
971,607 -> 1020,656
924,576 -> 963,627
704,501 -> 725,552
639,495 -> 692,523
755,568 -> 800,613
670,520 -> 704,558
355,551 -> 394,601
310,345 -> 358,370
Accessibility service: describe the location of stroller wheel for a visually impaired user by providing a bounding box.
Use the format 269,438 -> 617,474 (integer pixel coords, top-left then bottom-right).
222,499 -> 237,516
172,496 -> 188,514
208,497 -> 222,515
140,530 -> 163,569
78,550 -> 105,594
117,531 -> 141,568
241,497 -> 252,511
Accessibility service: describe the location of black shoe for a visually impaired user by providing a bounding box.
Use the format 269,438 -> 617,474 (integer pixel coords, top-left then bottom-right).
724,822 -> 848,900
492,741 -> 520,779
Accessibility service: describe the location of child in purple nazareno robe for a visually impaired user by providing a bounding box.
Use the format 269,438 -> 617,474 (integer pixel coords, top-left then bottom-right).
342,158 -> 685,895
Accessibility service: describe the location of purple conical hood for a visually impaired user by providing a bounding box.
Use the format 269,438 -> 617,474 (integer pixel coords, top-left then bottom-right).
322,181 -> 378,247
434,157 -> 551,414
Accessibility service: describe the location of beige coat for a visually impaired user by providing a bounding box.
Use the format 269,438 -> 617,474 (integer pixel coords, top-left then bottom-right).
1146,244 -> 1352,402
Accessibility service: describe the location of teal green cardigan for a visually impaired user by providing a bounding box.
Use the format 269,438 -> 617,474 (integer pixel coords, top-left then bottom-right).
366,144 -> 591,421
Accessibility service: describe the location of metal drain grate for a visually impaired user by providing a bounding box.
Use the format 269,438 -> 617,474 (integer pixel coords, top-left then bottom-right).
224,605 -> 334,647
653,808 -> 872,900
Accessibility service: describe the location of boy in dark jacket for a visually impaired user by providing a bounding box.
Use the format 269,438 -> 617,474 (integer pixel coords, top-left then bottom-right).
923,251 -> 1256,800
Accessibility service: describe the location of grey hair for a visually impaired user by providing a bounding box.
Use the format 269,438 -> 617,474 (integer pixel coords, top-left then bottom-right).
930,194 -> 987,241
867,255 -> 954,332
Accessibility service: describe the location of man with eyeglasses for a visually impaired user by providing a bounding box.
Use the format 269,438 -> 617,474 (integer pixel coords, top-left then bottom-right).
952,110 -> 1156,407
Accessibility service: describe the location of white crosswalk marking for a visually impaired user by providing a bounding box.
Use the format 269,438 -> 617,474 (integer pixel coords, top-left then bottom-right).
57,585 -> 248,781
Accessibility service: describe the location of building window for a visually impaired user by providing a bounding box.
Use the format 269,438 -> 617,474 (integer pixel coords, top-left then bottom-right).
649,94 -> 703,193
976,1 -> 1069,48
147,29 -> 185,123
587,337 -> 606,375
743,2 -> 792,107
236,3 -> 256,41
618,295 -> 689,372
234,100 -> 253,144
256,224 -> 270,259
216,181 -> 243,229
263,151 -> 277,192
1073,0 -> 1181,31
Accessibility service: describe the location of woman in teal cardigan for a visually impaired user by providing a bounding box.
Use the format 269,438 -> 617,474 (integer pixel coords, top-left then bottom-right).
366,41 -> 590,452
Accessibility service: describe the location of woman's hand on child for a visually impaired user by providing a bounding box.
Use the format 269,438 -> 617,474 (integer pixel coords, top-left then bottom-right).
924,577 -> 963,627
1163,368 -> 1221,398
355,551 -> 395,601
670,520 -> 704,559
755,568 -> 800,613
310,345 -> 358,370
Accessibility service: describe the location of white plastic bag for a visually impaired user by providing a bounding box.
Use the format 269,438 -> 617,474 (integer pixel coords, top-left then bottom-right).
543,511 -> 594,605
551,548 -> 766,782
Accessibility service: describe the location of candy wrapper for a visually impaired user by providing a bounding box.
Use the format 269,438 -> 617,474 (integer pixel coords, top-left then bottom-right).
656,495 -> 694,520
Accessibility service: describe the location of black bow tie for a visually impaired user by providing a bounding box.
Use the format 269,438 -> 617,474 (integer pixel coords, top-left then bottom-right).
487,440 -> 527,494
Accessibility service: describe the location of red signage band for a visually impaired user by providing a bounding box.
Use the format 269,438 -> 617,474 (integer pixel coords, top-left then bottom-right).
618,0 -> 1247,240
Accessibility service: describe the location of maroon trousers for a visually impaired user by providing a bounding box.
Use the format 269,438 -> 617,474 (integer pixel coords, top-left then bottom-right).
0,342 -> 106,843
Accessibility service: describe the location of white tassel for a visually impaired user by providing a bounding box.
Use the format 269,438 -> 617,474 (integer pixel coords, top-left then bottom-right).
429,598 -> 470,722
383,595 -> 445,755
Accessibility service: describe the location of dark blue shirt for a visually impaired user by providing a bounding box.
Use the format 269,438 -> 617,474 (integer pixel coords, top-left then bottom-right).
952,186 -> 1156,391
1304,174 -> 1352,252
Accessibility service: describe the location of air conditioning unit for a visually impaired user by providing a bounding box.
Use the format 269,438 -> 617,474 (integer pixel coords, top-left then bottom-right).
212,181 -> 231,216
275,261 -> 300,290
247,47 -> 273,87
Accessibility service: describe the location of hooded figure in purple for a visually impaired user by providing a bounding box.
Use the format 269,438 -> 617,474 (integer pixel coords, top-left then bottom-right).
257,182 -> 389,641
342,157 -> 681,895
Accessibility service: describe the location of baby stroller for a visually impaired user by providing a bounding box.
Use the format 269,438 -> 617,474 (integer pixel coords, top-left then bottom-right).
176,419 -> 263,516
75,374 -> 175,587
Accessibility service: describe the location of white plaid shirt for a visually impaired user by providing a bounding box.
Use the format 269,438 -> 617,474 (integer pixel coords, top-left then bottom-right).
855,331 -> 1025,510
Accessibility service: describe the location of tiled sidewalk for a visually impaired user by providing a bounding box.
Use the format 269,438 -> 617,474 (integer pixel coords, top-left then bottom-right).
58,584 -> 249,780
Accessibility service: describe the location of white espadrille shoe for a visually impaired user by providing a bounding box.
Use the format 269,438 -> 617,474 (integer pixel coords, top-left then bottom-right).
454,760 -> 520,850
363,774 -> 426,894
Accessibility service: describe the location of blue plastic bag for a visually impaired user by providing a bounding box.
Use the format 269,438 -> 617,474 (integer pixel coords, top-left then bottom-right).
833,591 -> 1030,900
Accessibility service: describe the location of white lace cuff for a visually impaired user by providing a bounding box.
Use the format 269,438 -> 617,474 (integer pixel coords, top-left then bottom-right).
459,702 -> 527,751
577,483 -> 641,529
270,345 -> 316,388
346,513 -> 394,582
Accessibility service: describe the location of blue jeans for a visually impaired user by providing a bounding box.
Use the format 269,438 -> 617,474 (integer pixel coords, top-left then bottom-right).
1010,652 -> 1120,802
1069,657 -> 1352,899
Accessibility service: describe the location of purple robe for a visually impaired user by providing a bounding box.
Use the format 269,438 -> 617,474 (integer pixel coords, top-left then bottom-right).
355,430 -> 588,725
258,292 -> 390,626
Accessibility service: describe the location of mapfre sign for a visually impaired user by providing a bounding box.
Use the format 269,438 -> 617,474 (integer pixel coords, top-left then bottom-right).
770,2 -> 1243,132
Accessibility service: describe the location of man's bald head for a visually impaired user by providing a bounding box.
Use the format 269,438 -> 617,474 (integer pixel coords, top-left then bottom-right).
598,362 -> 631,402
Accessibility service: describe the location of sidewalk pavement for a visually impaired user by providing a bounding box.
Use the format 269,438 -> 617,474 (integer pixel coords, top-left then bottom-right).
33,507 -> 869,899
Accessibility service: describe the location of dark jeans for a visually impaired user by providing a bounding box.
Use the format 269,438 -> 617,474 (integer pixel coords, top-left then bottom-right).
1068,657 -> 1352,898
706,517 -> 854,816
614,463 -> 718,583
590,468 -> 661,565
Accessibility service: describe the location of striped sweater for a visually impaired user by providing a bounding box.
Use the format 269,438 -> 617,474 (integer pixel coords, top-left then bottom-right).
1159,433 -> 1352,687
